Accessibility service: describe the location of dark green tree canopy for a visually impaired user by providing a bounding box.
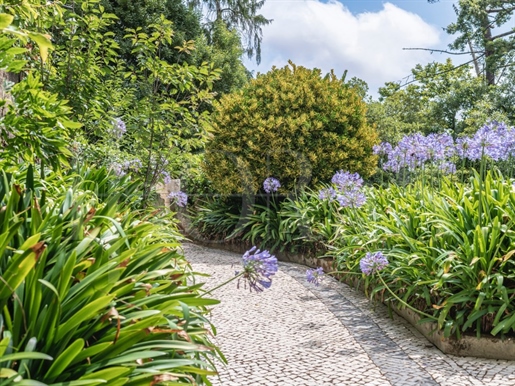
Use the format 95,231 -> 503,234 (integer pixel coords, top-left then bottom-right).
101,0 -> 203,65
188,0 -> 272,64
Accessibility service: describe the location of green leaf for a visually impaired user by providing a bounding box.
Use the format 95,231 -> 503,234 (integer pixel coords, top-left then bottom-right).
44,338 -> 85,381
0,352 -> 52,363
49,380 -> 107,386
27,32 -> 53,62
80,367 -> 131,381
55,295 -> 114,342
15,381 -> 48,386
0,14 -> 14,29
59,119 -> 82,129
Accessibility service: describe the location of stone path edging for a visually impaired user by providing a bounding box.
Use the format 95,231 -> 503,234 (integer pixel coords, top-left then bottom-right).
187,239 -> 515,361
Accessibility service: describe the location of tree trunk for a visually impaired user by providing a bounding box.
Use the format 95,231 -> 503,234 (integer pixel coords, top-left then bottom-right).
0,71 -> 21,116
481,16 -> 496,85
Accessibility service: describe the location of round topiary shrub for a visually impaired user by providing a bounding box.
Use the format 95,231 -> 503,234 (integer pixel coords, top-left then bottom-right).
203,61 -> 378,194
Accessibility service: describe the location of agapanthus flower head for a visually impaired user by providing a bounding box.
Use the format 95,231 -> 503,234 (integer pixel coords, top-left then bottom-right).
373,142 -> 393,156
110,162 -> 126,177
318,187 -> 337,200
263,177 -> 281,193
239,246 -> 278,292
306,267 -> 324,286
360,252 -> 388,276
336,189 -> 367,208
112,118 -> 126,139
331,171 -> 363,190
123,159 -> 142,172
162,171 -> 172,185
463,121 -> 513,161
168,191 -> 188,207
321,171 -> 367,208
381,132 -> 458,173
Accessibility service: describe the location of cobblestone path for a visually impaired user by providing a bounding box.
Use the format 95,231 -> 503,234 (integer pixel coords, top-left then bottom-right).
185,243 -> 515,386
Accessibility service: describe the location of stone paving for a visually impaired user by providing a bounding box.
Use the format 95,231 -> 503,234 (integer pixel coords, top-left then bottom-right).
184,243 -> 515,386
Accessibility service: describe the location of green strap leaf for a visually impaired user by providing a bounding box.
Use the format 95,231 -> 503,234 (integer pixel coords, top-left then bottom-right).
44,338 -> 85,381
0,352 -> 52,363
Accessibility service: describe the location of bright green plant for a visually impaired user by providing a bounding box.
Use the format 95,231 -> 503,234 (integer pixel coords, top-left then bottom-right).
188,196 -> 245,241
121,17 -> 220,205
203,61 -> 379,194
324,172 -> 515,338
0,10 -> 76,173
0,166 -> 224,384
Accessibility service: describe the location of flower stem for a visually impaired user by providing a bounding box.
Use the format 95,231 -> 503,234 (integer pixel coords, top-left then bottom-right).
377,274 -> 437,321
201,272 -> 244,297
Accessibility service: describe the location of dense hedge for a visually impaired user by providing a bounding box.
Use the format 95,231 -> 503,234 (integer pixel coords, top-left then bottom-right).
203,62 -> 378,194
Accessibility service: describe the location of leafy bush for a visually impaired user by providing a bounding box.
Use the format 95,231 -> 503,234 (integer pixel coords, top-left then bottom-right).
0,166 -> 223,384
203,61 -> 378,194
327,172 -> 515,338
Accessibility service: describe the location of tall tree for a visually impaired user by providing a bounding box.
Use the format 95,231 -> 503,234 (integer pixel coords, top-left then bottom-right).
368,60 -> 485,141
189,0 -> 272,64
430,0 -> 515,85
101,0 -> 203,65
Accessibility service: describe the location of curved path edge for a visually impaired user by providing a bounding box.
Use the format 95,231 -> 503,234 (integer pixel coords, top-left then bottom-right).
185,243 -> 515,386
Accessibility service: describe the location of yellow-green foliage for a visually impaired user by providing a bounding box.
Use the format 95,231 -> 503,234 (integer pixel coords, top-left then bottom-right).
204,61 -> 378,194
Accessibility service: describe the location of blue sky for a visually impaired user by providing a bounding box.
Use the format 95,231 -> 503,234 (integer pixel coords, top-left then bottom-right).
244,0 -> 460,97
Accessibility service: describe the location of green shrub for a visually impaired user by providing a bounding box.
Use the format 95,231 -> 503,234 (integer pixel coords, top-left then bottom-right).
0,166 -> 223,385
203,61 -> 378,194
327,172 -> 515,338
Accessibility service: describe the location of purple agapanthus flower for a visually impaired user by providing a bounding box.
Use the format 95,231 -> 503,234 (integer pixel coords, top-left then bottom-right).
318,187 -> 337,200
360,252 -> 389,276
110,162 -> 126,177
239,247 -> 278,292
380,132 -> 457,173
306,267 -> 324,286
336,189 -> 367,208
331,171 -> 364,190
438,161 -> 456,175
373,142 -> 393,156
168,191 -> 188,207
319,170 -> 367,208
263,177 -> 281,193
162,171 -> 172,185
122,159 -> 142,172
112,118 -> 126,139
462,122 -> 515,162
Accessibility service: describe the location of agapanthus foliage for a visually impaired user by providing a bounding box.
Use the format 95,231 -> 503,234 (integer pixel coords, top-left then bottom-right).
360,252 -> 389,276
168,191 -> 188,207
263,177 -> 281,193
238,247 -> 278,292
306,267 -> 324,286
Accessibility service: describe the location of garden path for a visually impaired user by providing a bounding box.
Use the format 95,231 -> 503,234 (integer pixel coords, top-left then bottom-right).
184,243 -> 515,386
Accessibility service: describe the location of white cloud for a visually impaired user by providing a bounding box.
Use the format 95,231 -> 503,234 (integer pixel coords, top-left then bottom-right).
245,1 -> 442,96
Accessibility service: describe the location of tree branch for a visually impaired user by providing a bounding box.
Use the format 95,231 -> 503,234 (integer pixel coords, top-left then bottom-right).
402,47 -> 481,55
398,54 -> 485,88
491,29 -> 515,40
